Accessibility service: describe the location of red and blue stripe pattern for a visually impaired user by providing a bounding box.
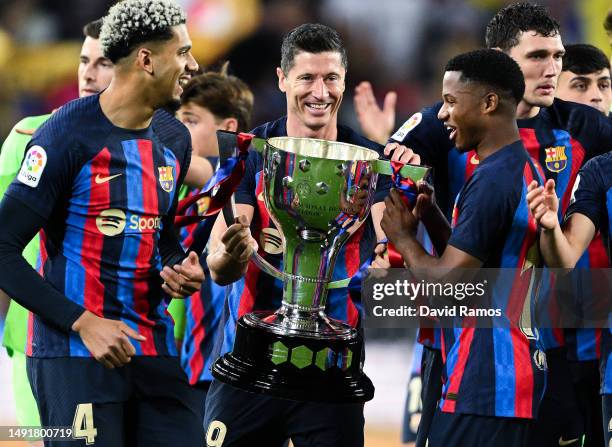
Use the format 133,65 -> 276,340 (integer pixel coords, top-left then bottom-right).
181,274 -> 225,384
28,138 -> 180,357
439,158 -> 546,419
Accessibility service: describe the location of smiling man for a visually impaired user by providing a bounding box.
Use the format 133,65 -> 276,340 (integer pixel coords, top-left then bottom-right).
202,23 -> 406,447
0,1 -> 205,446
383,48 -> 544,447
0,18 -> 113,433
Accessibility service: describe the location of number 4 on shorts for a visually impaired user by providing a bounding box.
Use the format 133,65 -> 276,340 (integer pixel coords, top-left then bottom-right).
72,403 -> 98,445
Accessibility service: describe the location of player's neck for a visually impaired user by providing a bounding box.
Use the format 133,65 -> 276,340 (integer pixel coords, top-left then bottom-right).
99,80 -> 155,130
515,100 -> 540,119
476,124 -> 520,162
286,115 -> 338,141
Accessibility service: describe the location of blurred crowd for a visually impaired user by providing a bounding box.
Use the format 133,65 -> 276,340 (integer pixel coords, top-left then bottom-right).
0,0 -> 609,143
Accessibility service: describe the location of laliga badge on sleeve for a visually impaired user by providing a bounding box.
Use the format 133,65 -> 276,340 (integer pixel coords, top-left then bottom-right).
18,145 -> 47,188
390,112 -> 422,142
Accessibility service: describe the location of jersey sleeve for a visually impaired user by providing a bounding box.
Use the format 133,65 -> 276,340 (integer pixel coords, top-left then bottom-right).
389,103 -> 453,170
4,113 -> 82,220
594,113 -> 612,156
566,101 -> 612,157
0,195 -> 85,332
565,157 -> 606,231
447,171 -> 517,262
0,119 -> 37,198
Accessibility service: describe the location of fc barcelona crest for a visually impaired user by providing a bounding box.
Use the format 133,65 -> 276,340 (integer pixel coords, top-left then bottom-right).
544,146 -> 567,172
158,166 -> 174,192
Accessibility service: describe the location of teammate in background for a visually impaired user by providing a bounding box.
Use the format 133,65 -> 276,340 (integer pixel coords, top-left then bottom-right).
374,4 -> 612,446
0,1 -> 205,445
556,44 -> 611,116
203,23 -> 416,447
526,156 -> 612,447
383,48 -> 544,447
0,18 -> 113,432
169,66 -> 254,415
553,41 -> 612,446
353,80 -> 397,145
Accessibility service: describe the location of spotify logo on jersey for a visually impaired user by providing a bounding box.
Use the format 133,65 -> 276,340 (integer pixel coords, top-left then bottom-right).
96,209 -> 163,236
260,228 -> 283,255
96,209 -> 127,236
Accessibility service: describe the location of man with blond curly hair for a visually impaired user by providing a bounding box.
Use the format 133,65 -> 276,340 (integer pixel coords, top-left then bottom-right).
0,1 -> 204,445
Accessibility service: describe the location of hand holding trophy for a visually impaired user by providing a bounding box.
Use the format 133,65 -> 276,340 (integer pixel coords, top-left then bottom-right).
213,133 -> 429,403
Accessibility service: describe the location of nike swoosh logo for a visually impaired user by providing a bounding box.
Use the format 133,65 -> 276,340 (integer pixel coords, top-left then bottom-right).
469,154 -> 480,165
95,173 -> 123,184
558,437 -> 579,446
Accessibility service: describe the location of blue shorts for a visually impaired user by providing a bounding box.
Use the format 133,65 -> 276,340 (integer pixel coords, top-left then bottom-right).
27,356 -> 204,447
569,359 -> 603,447
528,348 -> 583,447
428,409 -> 531,447
204,379 -> 364,447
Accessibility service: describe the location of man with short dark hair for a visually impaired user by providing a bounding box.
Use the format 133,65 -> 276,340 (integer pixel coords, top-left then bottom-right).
203,23 -> 409,447
0,1 -> 205,445
382,48 -> 544,447
556,44 -> 611,116
0,17 -> 113,432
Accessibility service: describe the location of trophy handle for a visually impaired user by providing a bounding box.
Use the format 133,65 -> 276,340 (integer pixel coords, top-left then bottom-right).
325,160 -> 431,289
250,252 -> 286,281
373,159 -> 431,181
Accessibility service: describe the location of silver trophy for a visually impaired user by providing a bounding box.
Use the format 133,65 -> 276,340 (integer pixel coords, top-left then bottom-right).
213,133 -> 429,402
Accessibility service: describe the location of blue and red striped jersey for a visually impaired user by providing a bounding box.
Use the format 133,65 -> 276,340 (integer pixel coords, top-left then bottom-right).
6,95 -> 191,358
565,152 -> 612,394
215,116 -> 389,358
181,271 -> 226,385
393,99 -> 612,353
176,156 -> 227,385
439,141 -> 547,419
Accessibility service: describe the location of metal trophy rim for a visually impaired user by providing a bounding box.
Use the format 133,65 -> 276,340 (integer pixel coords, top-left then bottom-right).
266,135 -> 382,161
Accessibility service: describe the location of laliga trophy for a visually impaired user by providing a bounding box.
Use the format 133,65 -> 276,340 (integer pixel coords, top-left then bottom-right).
212,133 -> 429,403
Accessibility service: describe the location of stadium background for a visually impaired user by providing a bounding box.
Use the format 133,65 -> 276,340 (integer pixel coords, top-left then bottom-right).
0,0 -> 609,445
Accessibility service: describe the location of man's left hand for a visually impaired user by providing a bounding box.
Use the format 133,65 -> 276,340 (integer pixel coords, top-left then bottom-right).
161,251 -> 204,298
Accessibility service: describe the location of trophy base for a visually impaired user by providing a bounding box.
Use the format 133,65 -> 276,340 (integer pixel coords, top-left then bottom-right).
212,312 -> 374,403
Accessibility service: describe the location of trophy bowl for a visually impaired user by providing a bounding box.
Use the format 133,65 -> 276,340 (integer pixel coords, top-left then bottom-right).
212,135 -> 427,403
